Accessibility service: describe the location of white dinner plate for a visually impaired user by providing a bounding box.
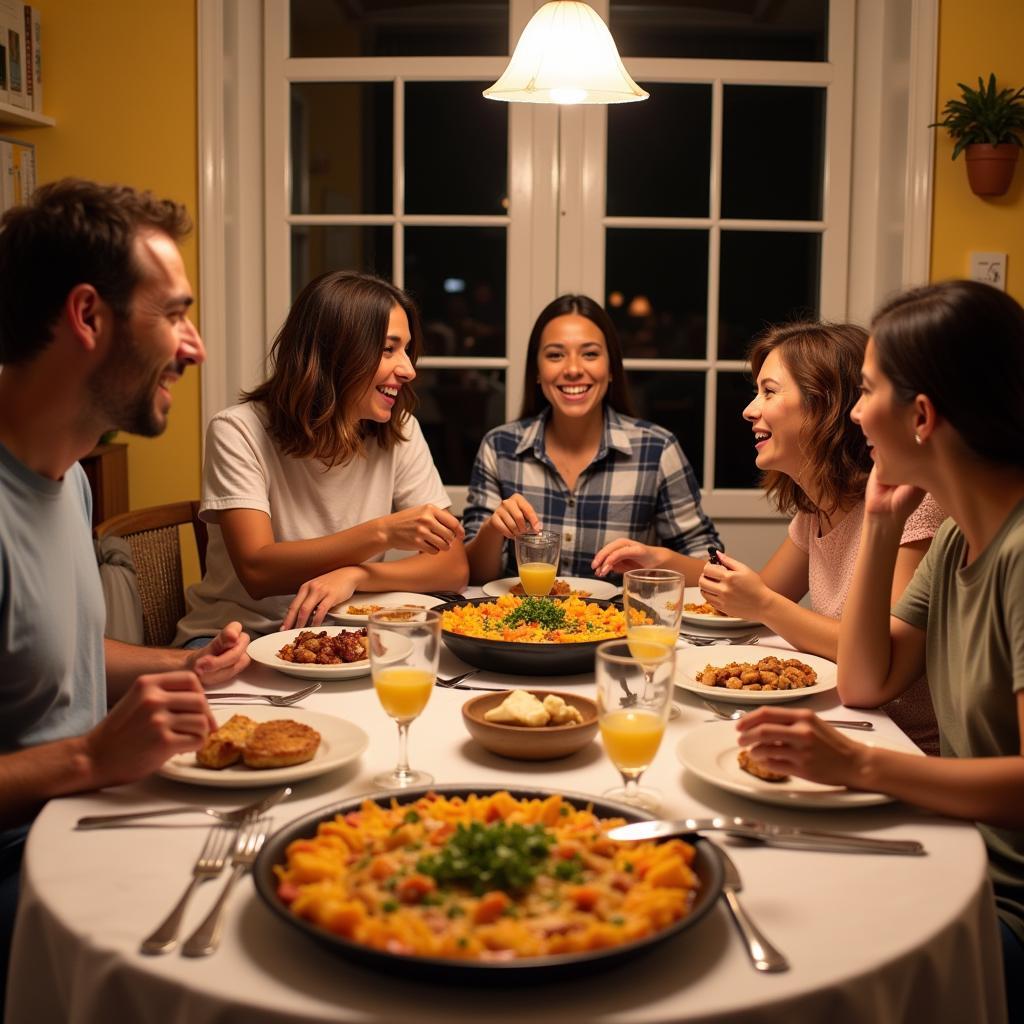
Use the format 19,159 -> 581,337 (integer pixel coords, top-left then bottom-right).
481,576 -> 619,600
675,645 -> 837,704
679,587 -> 760,630
248,626 -> 380,680
676,721 -> 921,808
327,591 -> 444,624
159,706 -> 369,789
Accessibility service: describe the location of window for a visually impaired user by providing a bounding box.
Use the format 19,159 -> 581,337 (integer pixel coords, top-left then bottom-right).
201,0 -> 936,529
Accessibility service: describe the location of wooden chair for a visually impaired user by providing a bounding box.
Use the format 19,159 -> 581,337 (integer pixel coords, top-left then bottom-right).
94,501 -> 208,647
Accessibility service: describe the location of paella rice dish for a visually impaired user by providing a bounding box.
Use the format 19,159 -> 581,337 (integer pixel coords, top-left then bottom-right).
274,791 -> 700,960
441,595 -> 641,644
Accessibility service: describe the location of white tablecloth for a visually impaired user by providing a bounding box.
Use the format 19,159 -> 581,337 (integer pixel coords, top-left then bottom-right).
6,634 -> 1007,1024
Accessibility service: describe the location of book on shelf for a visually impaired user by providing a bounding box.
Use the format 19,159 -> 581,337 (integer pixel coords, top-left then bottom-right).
0,135 -> 34,211
0,0 -> 26,110
26,4 -> 39,112
0,30 -> 8,106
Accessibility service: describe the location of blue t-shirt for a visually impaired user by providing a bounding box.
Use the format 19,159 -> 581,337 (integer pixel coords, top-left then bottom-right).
0,444 -> 106,755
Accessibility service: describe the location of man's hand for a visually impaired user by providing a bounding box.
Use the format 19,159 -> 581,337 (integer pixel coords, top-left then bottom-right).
384,504 -> 465,553
184,621 -> 251,686
486,493 -> 541,540
283,565 -> 368,630
84,672 -> 216,788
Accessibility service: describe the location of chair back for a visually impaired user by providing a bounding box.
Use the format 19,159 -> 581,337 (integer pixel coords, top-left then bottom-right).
95,501 -> 207,647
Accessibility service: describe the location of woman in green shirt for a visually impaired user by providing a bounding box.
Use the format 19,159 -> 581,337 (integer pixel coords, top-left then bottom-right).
736,280 -> 1024,1020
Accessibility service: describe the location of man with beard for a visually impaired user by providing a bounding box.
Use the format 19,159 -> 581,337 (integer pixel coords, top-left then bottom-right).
0,179 -> 251,1000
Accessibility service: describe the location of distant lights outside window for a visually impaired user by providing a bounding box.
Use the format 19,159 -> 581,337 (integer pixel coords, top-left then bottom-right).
607,291 -> 624,308
627,295 -> 652,317
483,2 -> 648,106
443,278 -> 467,294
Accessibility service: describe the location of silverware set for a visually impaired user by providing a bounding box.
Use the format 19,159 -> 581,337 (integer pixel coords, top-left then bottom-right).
76,786 -> 290,829
680,630 -> 760,646
435,670 -> 507,692
702,699 -> 875,731
716,845 -> 790,972
206,681 -> 321,706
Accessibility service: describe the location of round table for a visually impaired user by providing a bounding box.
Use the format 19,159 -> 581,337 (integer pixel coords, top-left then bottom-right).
6,636 -> 1007,1024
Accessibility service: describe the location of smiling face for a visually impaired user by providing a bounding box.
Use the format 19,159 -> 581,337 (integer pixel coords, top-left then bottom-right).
537,314 -> 611,422
88,229 -> 206,437
353,304 -> 416,424
851,338 -> 918,484
742,349 -> 808,479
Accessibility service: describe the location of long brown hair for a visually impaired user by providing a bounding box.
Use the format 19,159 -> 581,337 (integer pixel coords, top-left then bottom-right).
748,321 -> 872,518
519,294 -> 636,419
242,271 -> 421,466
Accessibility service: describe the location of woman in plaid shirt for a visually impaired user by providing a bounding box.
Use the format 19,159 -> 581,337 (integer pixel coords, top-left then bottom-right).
462,294 -> 719,586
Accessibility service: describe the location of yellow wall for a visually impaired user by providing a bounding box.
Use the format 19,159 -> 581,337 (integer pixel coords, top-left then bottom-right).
930,0 -> 1024,303
5,0 -> 202,510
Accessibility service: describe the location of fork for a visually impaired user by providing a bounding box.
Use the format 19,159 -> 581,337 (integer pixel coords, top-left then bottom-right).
435,671 -> 508,692
680,631 -> 759,646
206,682 -> 322,706
702,699 -> 875,730
140,825 -> 236,954
182,817 -> 270,957
716,844 -> 789,972
76,786 -> 290,829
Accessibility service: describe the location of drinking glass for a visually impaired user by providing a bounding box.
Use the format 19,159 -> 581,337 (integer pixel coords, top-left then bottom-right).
368,609 -> 441,789
595,640 -> 675,812
514,530 -> 561,596
623,568 -> 684,721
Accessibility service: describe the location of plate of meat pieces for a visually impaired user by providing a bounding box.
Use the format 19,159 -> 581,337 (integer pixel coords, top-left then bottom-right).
248,626 -> 401,680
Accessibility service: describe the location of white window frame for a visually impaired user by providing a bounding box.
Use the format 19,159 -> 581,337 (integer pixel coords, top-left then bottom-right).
198,0 -> 938,527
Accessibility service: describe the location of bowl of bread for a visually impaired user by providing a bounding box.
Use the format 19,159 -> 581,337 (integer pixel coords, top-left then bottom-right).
461,689 -> 598,761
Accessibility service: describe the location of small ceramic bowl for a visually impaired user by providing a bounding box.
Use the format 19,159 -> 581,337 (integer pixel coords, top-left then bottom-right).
461,690 -> 599,761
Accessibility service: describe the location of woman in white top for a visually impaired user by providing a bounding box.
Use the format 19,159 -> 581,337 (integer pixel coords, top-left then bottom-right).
175,271 -> 468,643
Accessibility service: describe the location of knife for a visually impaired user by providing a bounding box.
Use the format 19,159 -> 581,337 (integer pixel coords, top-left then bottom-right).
606,816 -> 926,855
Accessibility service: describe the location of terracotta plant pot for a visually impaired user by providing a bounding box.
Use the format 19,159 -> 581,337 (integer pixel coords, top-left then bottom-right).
964,143 -> 1019,196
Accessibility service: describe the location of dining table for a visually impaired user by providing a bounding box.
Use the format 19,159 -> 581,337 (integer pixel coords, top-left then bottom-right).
5,601 -> 1008,1024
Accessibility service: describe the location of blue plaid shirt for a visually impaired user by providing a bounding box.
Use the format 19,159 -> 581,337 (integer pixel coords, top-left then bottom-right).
463,408 -> 720,578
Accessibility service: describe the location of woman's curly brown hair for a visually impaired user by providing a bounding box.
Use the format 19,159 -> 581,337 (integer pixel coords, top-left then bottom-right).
748,321 -> 872,520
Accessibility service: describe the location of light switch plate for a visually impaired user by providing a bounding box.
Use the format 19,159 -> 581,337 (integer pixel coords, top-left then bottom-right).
969,252 -> 1007,291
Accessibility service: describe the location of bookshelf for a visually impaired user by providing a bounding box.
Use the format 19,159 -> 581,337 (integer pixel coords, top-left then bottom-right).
0,100 -> 52,127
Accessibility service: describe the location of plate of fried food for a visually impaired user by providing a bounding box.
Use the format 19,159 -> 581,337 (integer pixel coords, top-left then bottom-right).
159,706 -> 369,788
248,626 -> 403,680
481,576 -> 618,600
676,722 -> 917,808
678,587 -> 760,630
674,645 -> 837,704
253,785 -> 723,980
327,592 -> 444,625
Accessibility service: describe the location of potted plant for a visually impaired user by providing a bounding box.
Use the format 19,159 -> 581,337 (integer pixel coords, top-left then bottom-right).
931,73 -> 1024,196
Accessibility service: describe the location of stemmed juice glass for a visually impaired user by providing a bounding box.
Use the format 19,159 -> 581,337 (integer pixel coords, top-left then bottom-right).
514,530 -> 561,596
595,640 -> 675,812
622,568 -> 685,656
368,609 -> 441,789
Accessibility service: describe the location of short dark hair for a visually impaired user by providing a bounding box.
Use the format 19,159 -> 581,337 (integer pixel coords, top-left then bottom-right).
748,321 -> 872,518
871,280 -> 1024,467
519,294 -> 636,419
242,270 -> 422,466
0,178 -> 192,365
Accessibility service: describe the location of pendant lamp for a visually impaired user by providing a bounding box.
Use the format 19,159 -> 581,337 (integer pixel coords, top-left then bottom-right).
484,1 -> 648,105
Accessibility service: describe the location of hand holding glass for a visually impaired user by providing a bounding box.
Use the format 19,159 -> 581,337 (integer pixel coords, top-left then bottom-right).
514,530 -> 561,596
368,609 -> 441,789
596,640 -> 675,812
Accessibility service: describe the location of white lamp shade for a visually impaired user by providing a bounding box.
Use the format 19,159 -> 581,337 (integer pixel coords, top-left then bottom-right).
484,1 -> 648,105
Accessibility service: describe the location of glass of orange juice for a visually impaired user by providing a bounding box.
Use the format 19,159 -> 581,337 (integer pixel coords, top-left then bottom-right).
368,609 -> 441,789
595,639 -> 674,812
514,530 -> 561,596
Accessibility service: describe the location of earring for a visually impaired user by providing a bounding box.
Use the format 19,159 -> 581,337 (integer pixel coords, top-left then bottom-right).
914,433 -> 922,445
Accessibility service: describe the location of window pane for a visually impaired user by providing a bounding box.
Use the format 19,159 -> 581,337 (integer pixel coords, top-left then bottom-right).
291,226 -> 394,300
607,84 -> 711,217
290,0 -> 508,57
291,83 -> 392,215
715,371 -> 760,489
722,86 -> 825,220
405,83 -> 507,215
404,228 -> 506,358
609,0 -> 828,61
627,370 -> 706,481
718,231 -> 820,360
605,229 -> 709,359
415,368 -> 506,485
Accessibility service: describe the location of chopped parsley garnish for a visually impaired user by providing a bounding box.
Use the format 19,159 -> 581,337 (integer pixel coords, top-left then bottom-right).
499,596 -> 568,632
403,809 -> 421,824
553,856 -> 585,883
416,821 -> 555,895
381,899 -> 398,912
